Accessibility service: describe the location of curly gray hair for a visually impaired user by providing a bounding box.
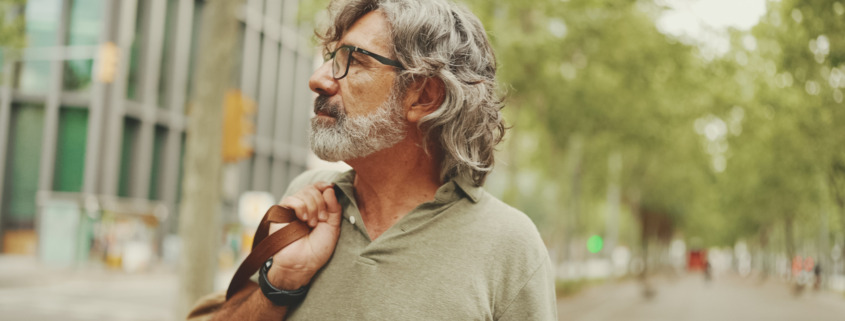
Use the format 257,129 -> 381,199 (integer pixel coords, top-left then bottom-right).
318,0 -> 506,186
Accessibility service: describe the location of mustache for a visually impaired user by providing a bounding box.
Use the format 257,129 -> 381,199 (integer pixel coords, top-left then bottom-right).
314,95 -> 343,118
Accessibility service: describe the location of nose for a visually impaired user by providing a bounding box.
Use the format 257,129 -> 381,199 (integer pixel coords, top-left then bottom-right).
309,62 -> 338,96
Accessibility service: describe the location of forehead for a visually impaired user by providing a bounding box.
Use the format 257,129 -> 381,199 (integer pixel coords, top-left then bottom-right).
338,10 -> 392,54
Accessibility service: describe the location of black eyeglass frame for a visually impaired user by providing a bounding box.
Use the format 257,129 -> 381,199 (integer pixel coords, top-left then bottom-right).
326,45 -> 404,80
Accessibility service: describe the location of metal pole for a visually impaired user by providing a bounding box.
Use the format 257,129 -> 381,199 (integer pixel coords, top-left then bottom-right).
82,1 -> 116,195
131,0 -> 167,199
0,63 -> 13,250
100,0 -> 139,196
160,0 -> 195,219
251,0 -> 282,192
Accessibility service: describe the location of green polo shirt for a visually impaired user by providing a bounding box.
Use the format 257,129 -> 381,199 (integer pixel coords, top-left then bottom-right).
285,170 -> 557,320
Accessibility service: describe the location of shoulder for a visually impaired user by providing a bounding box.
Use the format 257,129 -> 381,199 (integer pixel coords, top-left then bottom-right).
462,190 -> 549,265
283,169 -> 346,197
456,191 -> 556,315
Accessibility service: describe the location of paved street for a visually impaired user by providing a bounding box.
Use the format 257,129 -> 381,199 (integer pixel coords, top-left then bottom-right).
558,273 -> 845,321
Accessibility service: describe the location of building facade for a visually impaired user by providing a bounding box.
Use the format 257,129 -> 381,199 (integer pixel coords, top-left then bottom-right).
0,0 -> 315,262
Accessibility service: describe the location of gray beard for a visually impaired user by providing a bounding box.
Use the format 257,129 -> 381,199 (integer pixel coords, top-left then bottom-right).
309,95 -> 407,162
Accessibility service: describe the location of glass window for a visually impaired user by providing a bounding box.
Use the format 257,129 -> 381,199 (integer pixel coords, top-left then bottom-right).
2,104 -> 44,229
17,0 -> 61,93
157,0 -> 179,108
148,125 -> 167,200
53,108 -> 88,192
67,0 -> 102,46
63,0 -> 104,92
23,0 -> 60,47
126,0 -> 147,101
171,132 -> 186,233
118,117 -> 140,197
185,0 -> 205,106
176,133 -> 185,204
63,60 -> 94,92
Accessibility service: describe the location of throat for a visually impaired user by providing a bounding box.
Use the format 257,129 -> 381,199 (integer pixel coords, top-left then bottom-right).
357,202 -> 408,240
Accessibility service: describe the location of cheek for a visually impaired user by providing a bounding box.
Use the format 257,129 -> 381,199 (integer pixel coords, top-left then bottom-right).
344,72 -> 396,111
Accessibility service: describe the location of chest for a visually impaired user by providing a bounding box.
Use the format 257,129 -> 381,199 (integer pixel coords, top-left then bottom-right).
286,216 -> 497,320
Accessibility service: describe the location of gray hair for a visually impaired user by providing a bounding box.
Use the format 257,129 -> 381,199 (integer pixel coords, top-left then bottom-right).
319,0 -> 506,186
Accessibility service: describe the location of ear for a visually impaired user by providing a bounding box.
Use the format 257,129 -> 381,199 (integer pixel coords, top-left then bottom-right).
405,77 -> 445,123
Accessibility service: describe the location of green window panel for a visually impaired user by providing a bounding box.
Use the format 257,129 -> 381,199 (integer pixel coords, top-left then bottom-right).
149,125 -> 167,200
2,104 -> 44,228
118,118 -> 140,197
63,0 -> 104,92
185,0 -> 205,105
68,0 -> 103,46
157,0 -> 179,108
126,0 -> 147,101
63,60 -> 94,92
52,108 -> 88,192
18,60 -> 52,94
169,133 -> 186,234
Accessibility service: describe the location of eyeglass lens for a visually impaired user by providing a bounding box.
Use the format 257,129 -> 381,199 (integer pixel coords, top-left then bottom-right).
332,47 -> 350,79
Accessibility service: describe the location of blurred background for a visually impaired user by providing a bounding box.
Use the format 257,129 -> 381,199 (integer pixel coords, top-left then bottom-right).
0,0 -> 843,320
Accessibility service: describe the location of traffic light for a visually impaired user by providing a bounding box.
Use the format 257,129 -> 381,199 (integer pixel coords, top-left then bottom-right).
222,89 -> 256,163
96,42 -> 119,83
587,235 -> 604,254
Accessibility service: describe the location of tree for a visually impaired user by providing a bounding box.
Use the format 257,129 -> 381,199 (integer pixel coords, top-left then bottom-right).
177,0 -> 244,316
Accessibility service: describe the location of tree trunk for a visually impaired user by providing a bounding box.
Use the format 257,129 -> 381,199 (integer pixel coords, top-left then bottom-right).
562,135 -> 583,264
604,152 -> 621,261
177,0 -> 242,316
784,215 -> 796,273
828,170 -> 845,262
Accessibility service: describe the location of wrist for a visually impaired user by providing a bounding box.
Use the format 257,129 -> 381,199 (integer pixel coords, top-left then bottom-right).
259,258 -> 310,306
268,262 -> 315,290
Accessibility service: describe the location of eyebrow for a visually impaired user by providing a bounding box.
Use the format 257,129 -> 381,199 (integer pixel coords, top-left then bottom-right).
338,40 -> 394,59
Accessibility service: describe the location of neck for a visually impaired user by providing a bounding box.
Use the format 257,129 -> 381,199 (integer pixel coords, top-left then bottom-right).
345,135 -> 441,239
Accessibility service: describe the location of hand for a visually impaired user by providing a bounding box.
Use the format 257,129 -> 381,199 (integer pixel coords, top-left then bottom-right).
266,182 -> 342,290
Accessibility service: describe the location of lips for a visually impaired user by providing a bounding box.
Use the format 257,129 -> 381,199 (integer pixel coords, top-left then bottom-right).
314,95 -> 342,118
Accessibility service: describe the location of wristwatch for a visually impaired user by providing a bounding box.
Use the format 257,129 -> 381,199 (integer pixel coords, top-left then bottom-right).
258,257 -> 310,306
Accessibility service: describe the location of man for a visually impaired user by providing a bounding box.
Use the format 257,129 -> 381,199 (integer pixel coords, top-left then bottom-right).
207,0 -> 557,319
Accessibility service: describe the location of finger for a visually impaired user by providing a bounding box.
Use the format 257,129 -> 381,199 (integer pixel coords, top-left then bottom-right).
304,186 -> 328,222
313,181 -> 333,192
300,187 -> 319,227
308,187 -> 342,256
323,186 -> 342,226
280,196 -> 309,222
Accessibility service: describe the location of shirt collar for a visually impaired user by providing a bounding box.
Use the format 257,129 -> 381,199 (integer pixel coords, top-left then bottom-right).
330,170 -> 482,204
452,175 -> 482,203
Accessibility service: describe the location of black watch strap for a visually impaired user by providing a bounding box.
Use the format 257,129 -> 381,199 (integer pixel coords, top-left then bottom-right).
258,257 -> 309,306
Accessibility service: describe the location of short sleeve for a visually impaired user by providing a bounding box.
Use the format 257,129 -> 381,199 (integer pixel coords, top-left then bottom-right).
496,255 -> 558,321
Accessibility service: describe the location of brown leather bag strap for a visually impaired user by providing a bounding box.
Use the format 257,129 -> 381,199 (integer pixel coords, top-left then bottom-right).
226,205 -> 310,300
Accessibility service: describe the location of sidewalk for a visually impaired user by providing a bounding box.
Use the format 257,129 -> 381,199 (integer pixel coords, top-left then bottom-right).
0,255 -> 181,321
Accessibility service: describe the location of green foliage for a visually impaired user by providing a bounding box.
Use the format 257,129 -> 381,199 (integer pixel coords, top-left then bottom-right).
465,0 -> 845,252
0,0 -> 26,59
298,0 -> 845,253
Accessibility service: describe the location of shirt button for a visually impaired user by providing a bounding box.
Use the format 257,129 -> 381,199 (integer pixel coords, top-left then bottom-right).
349,215 -> 356,224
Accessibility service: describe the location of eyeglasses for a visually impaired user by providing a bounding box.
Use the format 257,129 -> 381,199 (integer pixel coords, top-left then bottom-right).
325,45 -> 404,80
